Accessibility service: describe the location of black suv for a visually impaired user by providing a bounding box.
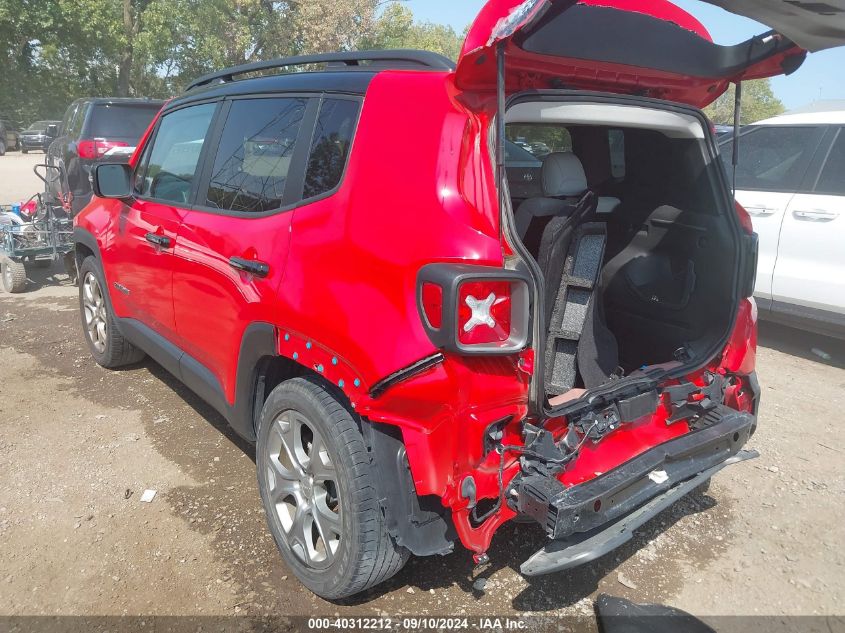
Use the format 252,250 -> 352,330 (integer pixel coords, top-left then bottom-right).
47,98 -> 163,214
20,120 -> 61,153
0,118 -> 20,155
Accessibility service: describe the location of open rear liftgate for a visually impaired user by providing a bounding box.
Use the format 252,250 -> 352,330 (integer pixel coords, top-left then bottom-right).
492,39 -> 762,575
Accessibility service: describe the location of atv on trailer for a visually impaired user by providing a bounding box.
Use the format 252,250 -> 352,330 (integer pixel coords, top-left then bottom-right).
1,185 -> 74,293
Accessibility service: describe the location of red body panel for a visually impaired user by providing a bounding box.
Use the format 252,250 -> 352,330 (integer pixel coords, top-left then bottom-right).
74,1 -> 767,557
172,211 -> 292,401
108,200 -> 184,336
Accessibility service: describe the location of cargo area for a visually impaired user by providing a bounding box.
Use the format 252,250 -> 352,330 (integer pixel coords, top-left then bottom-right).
505,98 -> 739,402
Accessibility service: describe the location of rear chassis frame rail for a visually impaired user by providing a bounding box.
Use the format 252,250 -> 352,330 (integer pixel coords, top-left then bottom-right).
515,407 -> 757,576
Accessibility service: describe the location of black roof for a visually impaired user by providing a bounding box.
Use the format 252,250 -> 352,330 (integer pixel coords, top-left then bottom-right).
169,70 -> 379,110
70,97 -> 166,106
169,50 -> 455,110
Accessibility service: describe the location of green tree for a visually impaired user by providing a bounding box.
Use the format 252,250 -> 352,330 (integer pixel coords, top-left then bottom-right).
0,0 -> 467,125
364,3 -> 464,61
704,79 -> 786,125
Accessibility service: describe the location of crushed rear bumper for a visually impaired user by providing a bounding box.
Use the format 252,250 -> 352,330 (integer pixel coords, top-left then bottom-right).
516,407 -> 757,576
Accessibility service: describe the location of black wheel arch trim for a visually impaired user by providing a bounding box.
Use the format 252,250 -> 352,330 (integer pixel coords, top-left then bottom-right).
73,227 -> 102,264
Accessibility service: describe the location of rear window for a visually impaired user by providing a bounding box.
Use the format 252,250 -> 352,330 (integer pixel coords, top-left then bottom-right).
720,126 -> 824,193
303,99 -> 360,200
506,124 -> 572,159
88,104 -> 161,140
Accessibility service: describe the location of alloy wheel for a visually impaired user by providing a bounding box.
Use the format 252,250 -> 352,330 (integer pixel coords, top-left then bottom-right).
265,410 -> 342,569
82,272 -> 108,354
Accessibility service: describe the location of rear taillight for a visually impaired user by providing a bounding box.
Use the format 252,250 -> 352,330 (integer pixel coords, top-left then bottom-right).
421,282 -> 443,329
78,138 -> 129,160
735,201 -> 754,235
457,281 -> 512,345
417,264 -> 530,355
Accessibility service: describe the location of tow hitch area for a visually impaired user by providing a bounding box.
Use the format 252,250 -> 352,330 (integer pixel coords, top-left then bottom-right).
514,406 -> 757,576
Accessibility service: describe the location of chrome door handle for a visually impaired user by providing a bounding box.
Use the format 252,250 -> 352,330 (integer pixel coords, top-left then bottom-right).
793,209 -> 838,222
744,206 -> 777,217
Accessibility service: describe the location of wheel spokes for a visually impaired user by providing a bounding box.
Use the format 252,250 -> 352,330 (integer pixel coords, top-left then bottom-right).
311,495 -> 341,562
265,410 -> 343,568
308,427 -> 335,482
274,413 -> 307,476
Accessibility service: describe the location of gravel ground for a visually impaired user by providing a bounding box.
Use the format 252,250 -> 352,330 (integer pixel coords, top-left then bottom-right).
1,156 -> 843,626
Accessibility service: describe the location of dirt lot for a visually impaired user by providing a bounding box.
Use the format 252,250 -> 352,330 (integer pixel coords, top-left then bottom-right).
1,153 -> 844,626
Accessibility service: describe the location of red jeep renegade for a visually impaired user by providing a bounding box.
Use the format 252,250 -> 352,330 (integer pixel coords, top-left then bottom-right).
74,0 -> 844,600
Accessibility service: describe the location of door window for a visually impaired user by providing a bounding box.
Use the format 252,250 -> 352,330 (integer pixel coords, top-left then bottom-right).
205,98 -> 307,213
136,103 -> 216,205
303,98 -> 361,200
814,129 -> 845,196
721,126 -> 823,192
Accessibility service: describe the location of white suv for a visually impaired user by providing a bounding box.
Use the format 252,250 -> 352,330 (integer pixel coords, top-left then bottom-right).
721,104 -> 845,339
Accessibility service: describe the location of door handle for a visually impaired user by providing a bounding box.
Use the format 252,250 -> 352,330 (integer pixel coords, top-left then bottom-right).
792,209 -> 838,222
145,232 -> 172,248
744,206 -> 777,217
229,256 -> 270,278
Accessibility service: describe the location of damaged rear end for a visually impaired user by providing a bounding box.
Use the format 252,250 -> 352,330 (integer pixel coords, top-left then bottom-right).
426,0 -> 828,571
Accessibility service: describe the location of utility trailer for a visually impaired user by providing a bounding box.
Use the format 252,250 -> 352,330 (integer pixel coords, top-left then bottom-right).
1,193 -> 74,294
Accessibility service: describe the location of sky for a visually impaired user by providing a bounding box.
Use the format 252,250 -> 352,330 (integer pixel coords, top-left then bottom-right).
404,0 -> 845,110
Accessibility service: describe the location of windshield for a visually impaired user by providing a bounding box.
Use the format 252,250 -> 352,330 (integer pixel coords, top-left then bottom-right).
505,140 -> 542,165
89,103 -> 161,140
26,121 -> 49,132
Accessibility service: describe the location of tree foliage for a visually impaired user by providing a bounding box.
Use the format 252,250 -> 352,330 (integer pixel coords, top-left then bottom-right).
2,1 -> 787,129
704,79 -> 786,125
0,0 -> 465,125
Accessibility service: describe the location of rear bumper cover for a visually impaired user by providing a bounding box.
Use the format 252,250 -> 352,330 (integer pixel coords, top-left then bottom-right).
517,407 -> 757,576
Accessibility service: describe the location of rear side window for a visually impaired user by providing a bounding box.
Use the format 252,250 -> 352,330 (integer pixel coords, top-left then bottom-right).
70,102 -> 88,138
136,103 -> 216,205
61,103 -> 78,136
88,104 -> 161,141
205,98 -> 306,213
608,129 -> 626,179
815,129 -> 845,196
721,126 -> 823,192
303,99 -> 360,200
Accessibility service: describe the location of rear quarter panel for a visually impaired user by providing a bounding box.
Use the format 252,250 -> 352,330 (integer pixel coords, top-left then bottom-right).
282,71 -> 503,387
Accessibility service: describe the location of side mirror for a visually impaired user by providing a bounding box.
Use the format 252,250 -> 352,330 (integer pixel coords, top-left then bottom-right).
92,163 -> 133,199
46,124 -> 58,137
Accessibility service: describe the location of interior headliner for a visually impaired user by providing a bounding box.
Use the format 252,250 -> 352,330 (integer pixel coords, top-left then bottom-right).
505,102 -> 706,139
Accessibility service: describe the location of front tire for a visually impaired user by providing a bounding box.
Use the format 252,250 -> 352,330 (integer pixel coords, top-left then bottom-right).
1,258 -> 26,293
257,377 -> 409,600
78,256 -> 145,368
21,148 -> 28,154
0,140 -> 6,156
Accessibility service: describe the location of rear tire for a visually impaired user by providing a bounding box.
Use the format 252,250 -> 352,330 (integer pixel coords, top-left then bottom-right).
1,258 -> 26,293
257,377 -> 409,600
0,140 -> 6,156
21,148 -> 28,154
78,256 -> 145,368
